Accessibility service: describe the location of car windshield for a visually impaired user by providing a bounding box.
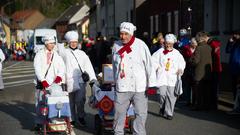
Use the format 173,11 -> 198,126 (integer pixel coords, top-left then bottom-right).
36,36 -> 44,45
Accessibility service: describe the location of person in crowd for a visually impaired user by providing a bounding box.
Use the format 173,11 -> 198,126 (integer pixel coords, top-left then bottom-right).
152,33 -> 186,120
206,34 -> 222,110
176,28 -> 191,50
33,35 -> 65,130
112,22 -> 156,135
0,47 -> 5,91
181,37 -> 198,106
150,32 -> 165,54
58,31 -> 98,126
189,31 -> 212,110
226,31 -> 240,100
142,32 -> 152,50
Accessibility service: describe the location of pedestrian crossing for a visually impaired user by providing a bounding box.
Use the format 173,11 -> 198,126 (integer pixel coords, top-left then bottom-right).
2,61 -> 35,88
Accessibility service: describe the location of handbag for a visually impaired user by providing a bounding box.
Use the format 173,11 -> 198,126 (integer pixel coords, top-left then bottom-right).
174,75 -> 183,96
35,53 -> 54,89
71,51 -> 90,82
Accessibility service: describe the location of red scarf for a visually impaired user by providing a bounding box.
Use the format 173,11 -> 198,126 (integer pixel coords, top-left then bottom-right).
117,36 -> 135,79
118,36 -> 135,56
163,49 -> 173,55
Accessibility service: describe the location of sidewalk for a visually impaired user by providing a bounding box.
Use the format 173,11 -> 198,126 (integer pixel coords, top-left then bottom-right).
218,91 -> 234,109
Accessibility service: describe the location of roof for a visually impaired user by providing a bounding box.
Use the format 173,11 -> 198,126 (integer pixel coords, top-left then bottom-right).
36,18 -> 56,29
57,4 -> 83,22
12,9 -> 38,21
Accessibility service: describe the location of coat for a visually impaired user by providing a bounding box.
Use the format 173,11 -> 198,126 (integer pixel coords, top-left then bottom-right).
151,48 -> 186,87
34,48 -> 65,85
112,38 -> 156,92
58,44 -> 96,92
0,49 -> 5,89
190,42 -> 212,81
0,49 -> 5,72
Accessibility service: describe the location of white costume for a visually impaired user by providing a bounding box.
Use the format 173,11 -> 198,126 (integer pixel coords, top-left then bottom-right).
34,49 -> 65,84
151,34 -> 185,118
34,36 -> 65,124
58,31 -> 96,122
112,22 -> 156,135
0,49 -> 5,89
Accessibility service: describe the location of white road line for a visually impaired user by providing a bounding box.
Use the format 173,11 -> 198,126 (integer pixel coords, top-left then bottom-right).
2,70 -> 35,75
3,74 -> 34,79
2,62 -> 22,70
3,67 -> 34,72
4,81 -> 34,88
4,79 -> 34,85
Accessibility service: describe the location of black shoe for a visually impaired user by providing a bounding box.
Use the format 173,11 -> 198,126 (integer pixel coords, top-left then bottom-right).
33,124 -> 42,131
78,117 -> 86,126
165,115 -> 173,120
159,108 -> 164,117
70,121 -> 75,127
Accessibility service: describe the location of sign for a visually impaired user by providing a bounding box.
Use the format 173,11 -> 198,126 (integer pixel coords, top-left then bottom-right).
102,64 -> 114,84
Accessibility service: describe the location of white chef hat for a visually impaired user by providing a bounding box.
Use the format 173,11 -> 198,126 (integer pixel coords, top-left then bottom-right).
64,31 -> 79,42
43,35 -> 56,45
120,22 -> 136,35
165,34 -> 177,43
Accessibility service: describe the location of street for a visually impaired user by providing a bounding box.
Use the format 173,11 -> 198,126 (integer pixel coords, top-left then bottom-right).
0,61 -> 239,135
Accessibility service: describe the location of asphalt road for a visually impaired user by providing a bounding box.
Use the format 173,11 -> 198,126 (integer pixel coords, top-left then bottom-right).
0,61 -> 239,135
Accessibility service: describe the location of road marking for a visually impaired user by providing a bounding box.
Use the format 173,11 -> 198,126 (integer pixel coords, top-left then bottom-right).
2,70 -> 35,75
2,62 -> 22,70
3,67 -> 34,72
3,74 -> 34,79
4,81 -> 34,88
4,79 -> 34,85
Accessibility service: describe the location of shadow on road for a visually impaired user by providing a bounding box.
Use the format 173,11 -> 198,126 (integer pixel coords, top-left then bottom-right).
174,104 -> 240,130
148,94 -> 240,130
0,100 -> 35,130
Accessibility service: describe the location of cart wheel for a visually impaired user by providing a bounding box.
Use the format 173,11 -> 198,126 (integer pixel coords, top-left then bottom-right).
95,114 -> 103,135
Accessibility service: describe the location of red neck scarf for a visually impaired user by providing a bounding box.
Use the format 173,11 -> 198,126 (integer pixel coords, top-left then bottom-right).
163,49 -> 173,55
118,36 -> 135,56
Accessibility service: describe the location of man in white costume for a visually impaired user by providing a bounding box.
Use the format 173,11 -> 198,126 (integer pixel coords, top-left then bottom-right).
112,22 -> 156,135
152,33 -> 186,120
34,35 -> 65,129
58,31 -> 97,126
0,48 -> 5,90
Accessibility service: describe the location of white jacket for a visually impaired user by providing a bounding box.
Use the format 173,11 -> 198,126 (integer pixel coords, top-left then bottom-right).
112,38 -> 156,92
58,44 -> 96,92
0,49 -> 5,72
152,48 -> 186,87
34,48 -> 65,85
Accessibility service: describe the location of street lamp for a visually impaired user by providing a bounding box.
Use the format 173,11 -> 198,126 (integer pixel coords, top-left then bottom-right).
187,7 -> 192,36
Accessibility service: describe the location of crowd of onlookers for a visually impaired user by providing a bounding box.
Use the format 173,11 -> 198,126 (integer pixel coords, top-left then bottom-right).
0,40 -> 34,61
139,29 -> 240,114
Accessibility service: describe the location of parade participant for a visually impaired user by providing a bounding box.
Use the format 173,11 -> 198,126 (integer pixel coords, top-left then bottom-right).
33,35 -> 65,130
58,31 -> 97,126
112,22 -> 156,135
0,48 -> 5,91
152,33 -> 186,120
